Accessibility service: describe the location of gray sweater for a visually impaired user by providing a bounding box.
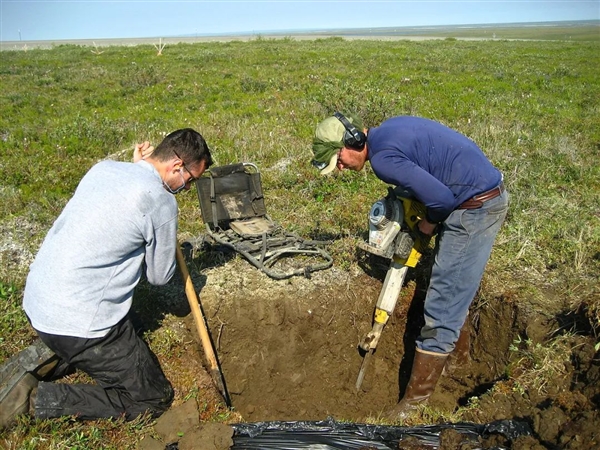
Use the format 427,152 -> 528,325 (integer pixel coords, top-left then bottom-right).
23,160 -> 178,338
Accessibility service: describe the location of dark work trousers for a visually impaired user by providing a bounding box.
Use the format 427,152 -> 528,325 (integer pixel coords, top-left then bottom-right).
33,316 -> 174,421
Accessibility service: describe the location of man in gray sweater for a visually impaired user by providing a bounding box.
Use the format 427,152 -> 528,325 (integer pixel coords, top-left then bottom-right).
0,128 -> 212,429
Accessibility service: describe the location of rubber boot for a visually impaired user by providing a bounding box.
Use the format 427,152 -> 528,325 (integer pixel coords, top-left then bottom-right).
0,373 -> 38,430
29,387 -> 38,415
0,340 -> 57,430
0,339 -> 56,387
444,320 -> 471,375
384,348 -> 448,422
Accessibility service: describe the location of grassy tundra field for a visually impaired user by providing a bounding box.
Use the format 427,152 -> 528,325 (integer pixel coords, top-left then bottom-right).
1,31 -> 599,448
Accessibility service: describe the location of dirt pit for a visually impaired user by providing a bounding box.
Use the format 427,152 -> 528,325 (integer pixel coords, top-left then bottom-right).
190,252 -> 516,423
162,249 -> 599,448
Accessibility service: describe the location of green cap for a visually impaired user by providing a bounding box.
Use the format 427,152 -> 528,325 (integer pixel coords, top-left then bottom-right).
311,113 -> 362,175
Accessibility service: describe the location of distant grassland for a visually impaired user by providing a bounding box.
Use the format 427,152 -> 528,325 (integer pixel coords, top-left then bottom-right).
442,24 -> 599,41
0,35 -> 599,339
391,24 -> 600,41
296,21 -> 600,42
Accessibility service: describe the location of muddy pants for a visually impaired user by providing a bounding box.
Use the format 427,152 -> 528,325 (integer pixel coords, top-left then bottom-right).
32,316 -> 174,421
417,189 -> 509,354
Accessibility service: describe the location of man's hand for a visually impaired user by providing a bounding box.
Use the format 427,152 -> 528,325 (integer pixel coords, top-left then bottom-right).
133,141 -> 154,162
418,218 -> 438,236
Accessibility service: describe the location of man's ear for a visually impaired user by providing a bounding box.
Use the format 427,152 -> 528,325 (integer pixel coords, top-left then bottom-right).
169,157 -> 183,173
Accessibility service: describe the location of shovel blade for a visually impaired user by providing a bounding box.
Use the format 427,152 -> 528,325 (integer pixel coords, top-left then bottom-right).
210,368 -> 232,408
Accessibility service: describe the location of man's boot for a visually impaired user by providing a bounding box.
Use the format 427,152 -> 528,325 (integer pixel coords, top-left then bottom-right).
384,348 -> 448,421
444,320 -> 471,375
0,339 -> 57,387
0,373 -> 38,429
0,340 -> 56,430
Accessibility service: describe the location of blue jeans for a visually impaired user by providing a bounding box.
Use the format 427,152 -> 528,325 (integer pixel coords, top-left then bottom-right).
416,189 -> 509,354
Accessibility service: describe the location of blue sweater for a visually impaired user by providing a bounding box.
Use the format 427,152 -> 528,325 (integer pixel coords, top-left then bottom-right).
23,160 -> 178,338
368,117 -> 502,223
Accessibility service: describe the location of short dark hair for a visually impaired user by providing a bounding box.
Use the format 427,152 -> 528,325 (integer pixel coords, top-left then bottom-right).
153,128 -> 213,169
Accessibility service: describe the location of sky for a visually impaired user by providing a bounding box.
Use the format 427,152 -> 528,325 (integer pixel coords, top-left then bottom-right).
0,0 -> 598,42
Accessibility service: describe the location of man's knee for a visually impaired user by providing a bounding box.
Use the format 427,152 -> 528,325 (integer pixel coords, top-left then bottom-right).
144,379 -> 174,416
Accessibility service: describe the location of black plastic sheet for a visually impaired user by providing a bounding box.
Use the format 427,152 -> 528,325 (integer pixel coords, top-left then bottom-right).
229,417 -> 532,450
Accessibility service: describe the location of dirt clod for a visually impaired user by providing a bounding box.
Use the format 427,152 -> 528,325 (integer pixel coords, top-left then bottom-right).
178,423 -> 234,450
154,399 -> 199,444
438,428 -> 475,449
139,436 -> 165,450
397,436 -> 429,449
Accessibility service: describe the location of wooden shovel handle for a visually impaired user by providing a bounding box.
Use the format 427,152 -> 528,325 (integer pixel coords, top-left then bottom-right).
175,244 -> 219,371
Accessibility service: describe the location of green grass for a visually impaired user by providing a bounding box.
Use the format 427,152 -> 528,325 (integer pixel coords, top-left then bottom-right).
7,414 -> 156,449
0,281 -> 31,360
1,34 -> 599,447
427,24 -> 600,41
280,22 -> 600,42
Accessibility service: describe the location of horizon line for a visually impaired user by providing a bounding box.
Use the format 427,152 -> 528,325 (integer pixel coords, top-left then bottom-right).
2,19 -> 597,44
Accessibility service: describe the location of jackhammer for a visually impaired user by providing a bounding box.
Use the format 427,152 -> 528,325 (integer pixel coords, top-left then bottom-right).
355,188 -> 434,390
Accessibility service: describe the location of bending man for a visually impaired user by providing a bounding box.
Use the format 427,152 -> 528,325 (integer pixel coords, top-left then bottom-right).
311,113 -> 508,419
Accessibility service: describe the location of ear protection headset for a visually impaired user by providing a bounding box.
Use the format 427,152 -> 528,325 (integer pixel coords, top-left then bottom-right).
334,112 -> 367,150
